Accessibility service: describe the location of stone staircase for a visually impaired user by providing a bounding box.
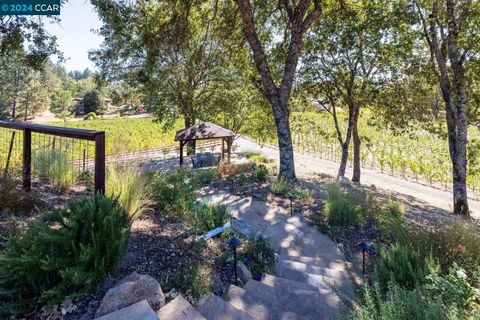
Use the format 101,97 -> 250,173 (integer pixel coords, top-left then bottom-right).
96,194 -> 353,319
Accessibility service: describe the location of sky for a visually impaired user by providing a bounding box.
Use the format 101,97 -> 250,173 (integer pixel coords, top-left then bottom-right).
45,0 -> 103,72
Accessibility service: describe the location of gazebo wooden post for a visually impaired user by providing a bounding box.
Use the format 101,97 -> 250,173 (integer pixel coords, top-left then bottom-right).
179,140 -> 185,166
227,137 -> 233,163
221,138 -> 225,161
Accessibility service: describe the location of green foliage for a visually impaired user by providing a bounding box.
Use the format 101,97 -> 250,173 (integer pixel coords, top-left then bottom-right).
425,262 -> 480,313
252,164 -> 268,182
242,151 -> 271,164
0,194 -> 131,316
185,202 -> 230,234
34,150 -> 77,191
50,117 -> 183,156
271,178 -> 290,196
375,244 -> 427,294
83,111 -> 98,120
292,188 -> 313,202
218,230 -> 277,280
83,90 -> 105,114
356,282 -> 447,320
167,262 -> 215,300
50,89 -> 74,118
0,177 -> 42,214
397,222 -> 480,281
325,197 -> 364,226
372,199 -> 405,236
150,169 -> 197,221
194,168 -> 218,186
106,166 -> 150,219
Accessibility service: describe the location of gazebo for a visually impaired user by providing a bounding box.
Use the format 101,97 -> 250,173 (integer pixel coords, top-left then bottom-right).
174,122 -> 236,166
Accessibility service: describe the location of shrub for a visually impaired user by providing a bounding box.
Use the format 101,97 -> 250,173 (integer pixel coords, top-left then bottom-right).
150,169 -> 197,221
194,168 -> 218,186
271,178 -> 290,197
357,282 -> 447,320
217,230 -> 277,281
167,262 -> 215,299
0,194 -> 131,316
252,164 -> 268,182
83,112 -> 98,120
397,221 -> 480,280
373,199 -> 404,237
425,262 -> 480,313
185,202 -> 230,234
375,243 -> 427,294
325,197 -> 364,226
324,182 -> 343,201
249,154 -> 271,164
218,162 -> 240,177
35,150 -> 77,191
292,188 -> 313,202
383,199 -> 404,217
0,177 -> 42,214
106,166 -> 150,219
324,182 -> 365,226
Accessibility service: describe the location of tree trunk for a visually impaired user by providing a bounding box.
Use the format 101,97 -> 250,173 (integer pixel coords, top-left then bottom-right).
272,98 -> 296,180
351,107 -> 361,183
11,96 -> 16,119
444,93 -> 469,216
235,0 -> 322,181
24,94 -> 29,122
338,144 -> 349,177
184,116 -> 196,155
422,0 -> 470,217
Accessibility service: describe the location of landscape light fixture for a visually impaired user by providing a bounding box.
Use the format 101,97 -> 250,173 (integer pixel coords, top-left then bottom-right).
228,237 -> 241,285
357,242 -> 371,275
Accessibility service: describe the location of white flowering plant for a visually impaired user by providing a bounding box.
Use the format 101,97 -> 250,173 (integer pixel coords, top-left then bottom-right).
425,262 -> 480,312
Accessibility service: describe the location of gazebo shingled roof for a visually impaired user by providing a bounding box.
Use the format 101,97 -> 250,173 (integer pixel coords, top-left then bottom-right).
174,122 -> 236,166
174,122 -> 235,141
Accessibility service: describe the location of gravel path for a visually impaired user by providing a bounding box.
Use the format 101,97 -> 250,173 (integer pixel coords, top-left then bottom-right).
234,137 -> 480,220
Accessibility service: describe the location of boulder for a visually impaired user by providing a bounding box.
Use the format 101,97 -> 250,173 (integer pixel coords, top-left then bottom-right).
95,273 -> 165,318
236,262 -> 252,284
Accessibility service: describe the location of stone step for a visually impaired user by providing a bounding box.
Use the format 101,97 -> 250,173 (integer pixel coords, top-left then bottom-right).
280,260 -> 352,294
242,280 -> 338,319
275,264 -> 331,289
197,293 -> 253,320
225,285 -> 307,320
94,300 -> 159,320
261,274 -> 329,296
279,259 -> 348,279
279,254 -> 347,269
157,295 -> 205,320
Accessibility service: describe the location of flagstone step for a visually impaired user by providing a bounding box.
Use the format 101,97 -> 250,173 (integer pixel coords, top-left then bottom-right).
157,295 -> 205,320
278,254 -> 348,269
242,280 -> 338,319
94,300 -> 158,320
225,285 -> 307,320
197,293 -> 253,320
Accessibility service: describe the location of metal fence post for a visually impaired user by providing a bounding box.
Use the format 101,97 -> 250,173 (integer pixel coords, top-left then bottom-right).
23,128 -> 31,191
95,133 -> 106,194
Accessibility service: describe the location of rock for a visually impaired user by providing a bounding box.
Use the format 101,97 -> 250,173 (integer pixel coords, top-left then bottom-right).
212,272 -> 226,296
95,273 -> 165,318
338,176 -> 353,189
236,262 -> 252,284
165,288 -> 178,300
252,192 -> 265,201
232,219 -> 257,238
94,300 -> 158,320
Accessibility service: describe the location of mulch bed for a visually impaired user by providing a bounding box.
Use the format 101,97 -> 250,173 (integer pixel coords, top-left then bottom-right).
9,212 -> 221,320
